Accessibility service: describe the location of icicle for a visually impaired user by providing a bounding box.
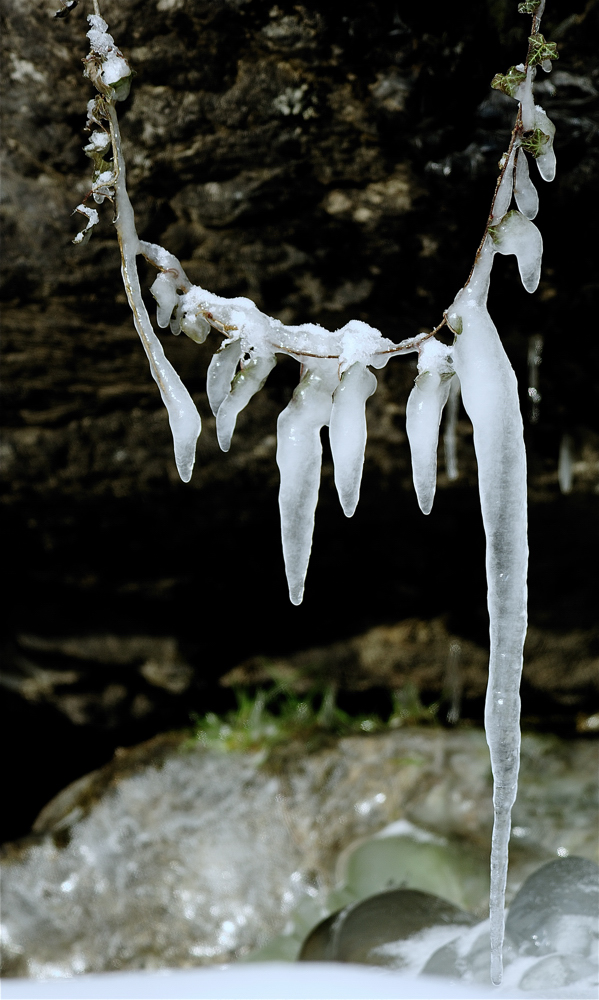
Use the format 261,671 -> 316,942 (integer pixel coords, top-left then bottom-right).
150,271 -> 178,329
405,338 -> 454,515
492,210 -> 543,293
216,354 -> 277,452
527,334 -> 543,424
533,106 -> 556,182
517,65 -> 536,132
105,106 -> 201,484
558,433 -> 573,493
514,149 -> 539,220
276,363 -> 338,605
443,375 -> 460,481
445,641 -> 463,725
329,363 -> 377,517
169,307 -> 181,336
447,239 -> 528,985
206,340 -> 243,416
491,147 -> 516,224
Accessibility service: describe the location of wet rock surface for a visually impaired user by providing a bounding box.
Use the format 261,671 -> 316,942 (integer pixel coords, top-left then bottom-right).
1,727 -> 597,979
299,889 -> 476,966
421,858 -> 599,994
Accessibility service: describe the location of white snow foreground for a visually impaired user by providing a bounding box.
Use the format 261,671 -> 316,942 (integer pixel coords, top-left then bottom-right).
1,963 -> 530,1000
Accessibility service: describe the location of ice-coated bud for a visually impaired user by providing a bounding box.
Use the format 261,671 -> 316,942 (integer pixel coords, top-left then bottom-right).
181,312 -> 211,344
150,272 -> 179,329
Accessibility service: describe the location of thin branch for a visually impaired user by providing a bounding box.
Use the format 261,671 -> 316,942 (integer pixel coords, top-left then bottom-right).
462,4 -> 544,290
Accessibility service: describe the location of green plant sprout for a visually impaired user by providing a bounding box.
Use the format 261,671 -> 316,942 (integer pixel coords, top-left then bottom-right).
188,684 -> 439,757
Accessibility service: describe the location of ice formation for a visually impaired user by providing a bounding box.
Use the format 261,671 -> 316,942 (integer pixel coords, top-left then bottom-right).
447,241 -> 529,984
514,150 -> 539,220
443,377 -> 461,481
330,363 -> 378,517
492,210 -> 543,293
406,339 -> 455,514
70,1 -> 559,985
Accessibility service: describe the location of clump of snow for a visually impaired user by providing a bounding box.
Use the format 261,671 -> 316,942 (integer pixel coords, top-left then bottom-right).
83,130 -> 111,155
338,320 -> 386,372
86,15 -> 131,100
72,203 -> 99,245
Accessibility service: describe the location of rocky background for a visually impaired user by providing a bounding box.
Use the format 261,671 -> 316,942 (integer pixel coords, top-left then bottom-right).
1,0 -> 598,843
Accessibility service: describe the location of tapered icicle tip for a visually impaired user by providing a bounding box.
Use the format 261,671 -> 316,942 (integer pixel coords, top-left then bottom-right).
330,364 -> 377,520
171,411 -> 202,483
288,583 -> 304,606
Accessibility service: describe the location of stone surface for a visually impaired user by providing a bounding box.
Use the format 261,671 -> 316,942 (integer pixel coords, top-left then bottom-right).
1,726 -> 597,979
421,858 -> 599,994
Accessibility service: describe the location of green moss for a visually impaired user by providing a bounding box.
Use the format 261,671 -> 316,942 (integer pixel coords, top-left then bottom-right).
186,682 -> 439,756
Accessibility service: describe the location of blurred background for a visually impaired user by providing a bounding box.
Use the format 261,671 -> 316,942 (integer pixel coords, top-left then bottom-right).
2,0 -> 598,843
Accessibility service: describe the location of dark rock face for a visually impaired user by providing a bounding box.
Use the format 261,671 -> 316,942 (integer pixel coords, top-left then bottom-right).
1,0 -> 598,839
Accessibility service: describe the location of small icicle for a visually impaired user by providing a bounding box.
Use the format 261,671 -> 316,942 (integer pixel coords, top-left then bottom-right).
150,272 -> 179,329
276,363 -> 337,605
527,334 -> 543,424
533,106 -> 556,182
558,433 -> 573,493
206,340 -> 243,416
405,338 -> 454,515
448,239 -> 528,985
514,149 -> 539,220
329,363 -> 377,517
216,354 -> 277,452
492,210 -> 543,293
443,375 -> 461,481
518,65 -> 536,132
491,147 -> 516,224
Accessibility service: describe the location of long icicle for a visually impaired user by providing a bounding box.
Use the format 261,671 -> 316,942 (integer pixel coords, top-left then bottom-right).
107,103 -> 201,482
448,241 -> 528,985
